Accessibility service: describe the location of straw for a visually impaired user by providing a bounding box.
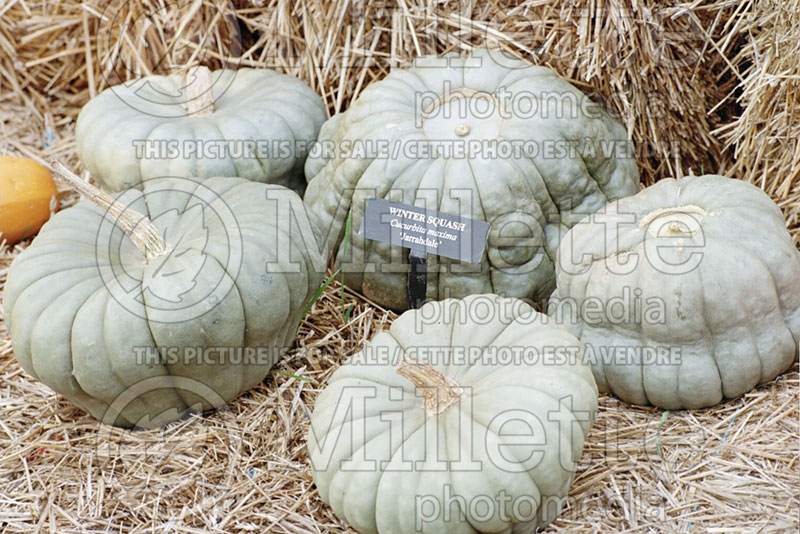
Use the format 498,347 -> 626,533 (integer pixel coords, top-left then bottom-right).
1,1 -> 798,532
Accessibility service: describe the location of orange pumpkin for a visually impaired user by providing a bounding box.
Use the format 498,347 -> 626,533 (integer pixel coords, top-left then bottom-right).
0,156 -> 59,245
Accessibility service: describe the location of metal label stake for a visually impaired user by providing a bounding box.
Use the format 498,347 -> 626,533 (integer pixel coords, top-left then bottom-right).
407,249 -> 428,309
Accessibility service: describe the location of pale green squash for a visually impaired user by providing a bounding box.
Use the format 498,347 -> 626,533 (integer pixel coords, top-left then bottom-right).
305,49 -> 639,311
550,174 -> 800,409
308,294 -> 598,533
3,169 -> 327,427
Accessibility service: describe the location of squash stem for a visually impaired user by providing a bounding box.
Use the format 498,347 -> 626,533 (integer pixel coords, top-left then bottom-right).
51,162 -> 168,261
185,65 -> 214,117
396,355 -> 464,415
638,204 -> 708,228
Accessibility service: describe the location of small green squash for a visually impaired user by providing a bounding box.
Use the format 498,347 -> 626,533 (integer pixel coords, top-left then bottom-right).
76,67 -> 326,193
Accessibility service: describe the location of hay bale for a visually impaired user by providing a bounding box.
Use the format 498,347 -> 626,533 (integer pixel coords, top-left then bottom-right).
716,0 -> 800,240
236,0 -> 745,183
0,0 -> 242,108
2,0 -> 744,186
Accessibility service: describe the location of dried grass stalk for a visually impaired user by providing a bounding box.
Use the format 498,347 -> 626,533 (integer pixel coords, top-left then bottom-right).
715,0 -> 800,240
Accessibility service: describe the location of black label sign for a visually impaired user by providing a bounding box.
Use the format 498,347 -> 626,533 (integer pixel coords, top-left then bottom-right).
359,198 -> 490,263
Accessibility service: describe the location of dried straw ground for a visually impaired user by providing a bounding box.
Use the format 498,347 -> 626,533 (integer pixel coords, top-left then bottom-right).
1,1 -> 799,533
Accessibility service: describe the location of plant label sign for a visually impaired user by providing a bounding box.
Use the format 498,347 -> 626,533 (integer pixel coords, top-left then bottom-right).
358,198 -> 490,264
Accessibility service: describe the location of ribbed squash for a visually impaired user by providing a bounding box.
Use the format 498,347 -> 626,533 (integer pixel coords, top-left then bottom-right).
304,49 -> 639,311
3,166 -> 327,427
550,175 -> 800,409
75,67 -> 326,194
308,294 -> 598,533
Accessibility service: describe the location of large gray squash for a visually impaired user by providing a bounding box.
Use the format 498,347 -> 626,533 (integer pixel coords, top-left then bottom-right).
3,170 -> 327,427
305,49 -> 639,311
550,174 -> 800,409
76,67 -> 327,193
308,294 -> 598,534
